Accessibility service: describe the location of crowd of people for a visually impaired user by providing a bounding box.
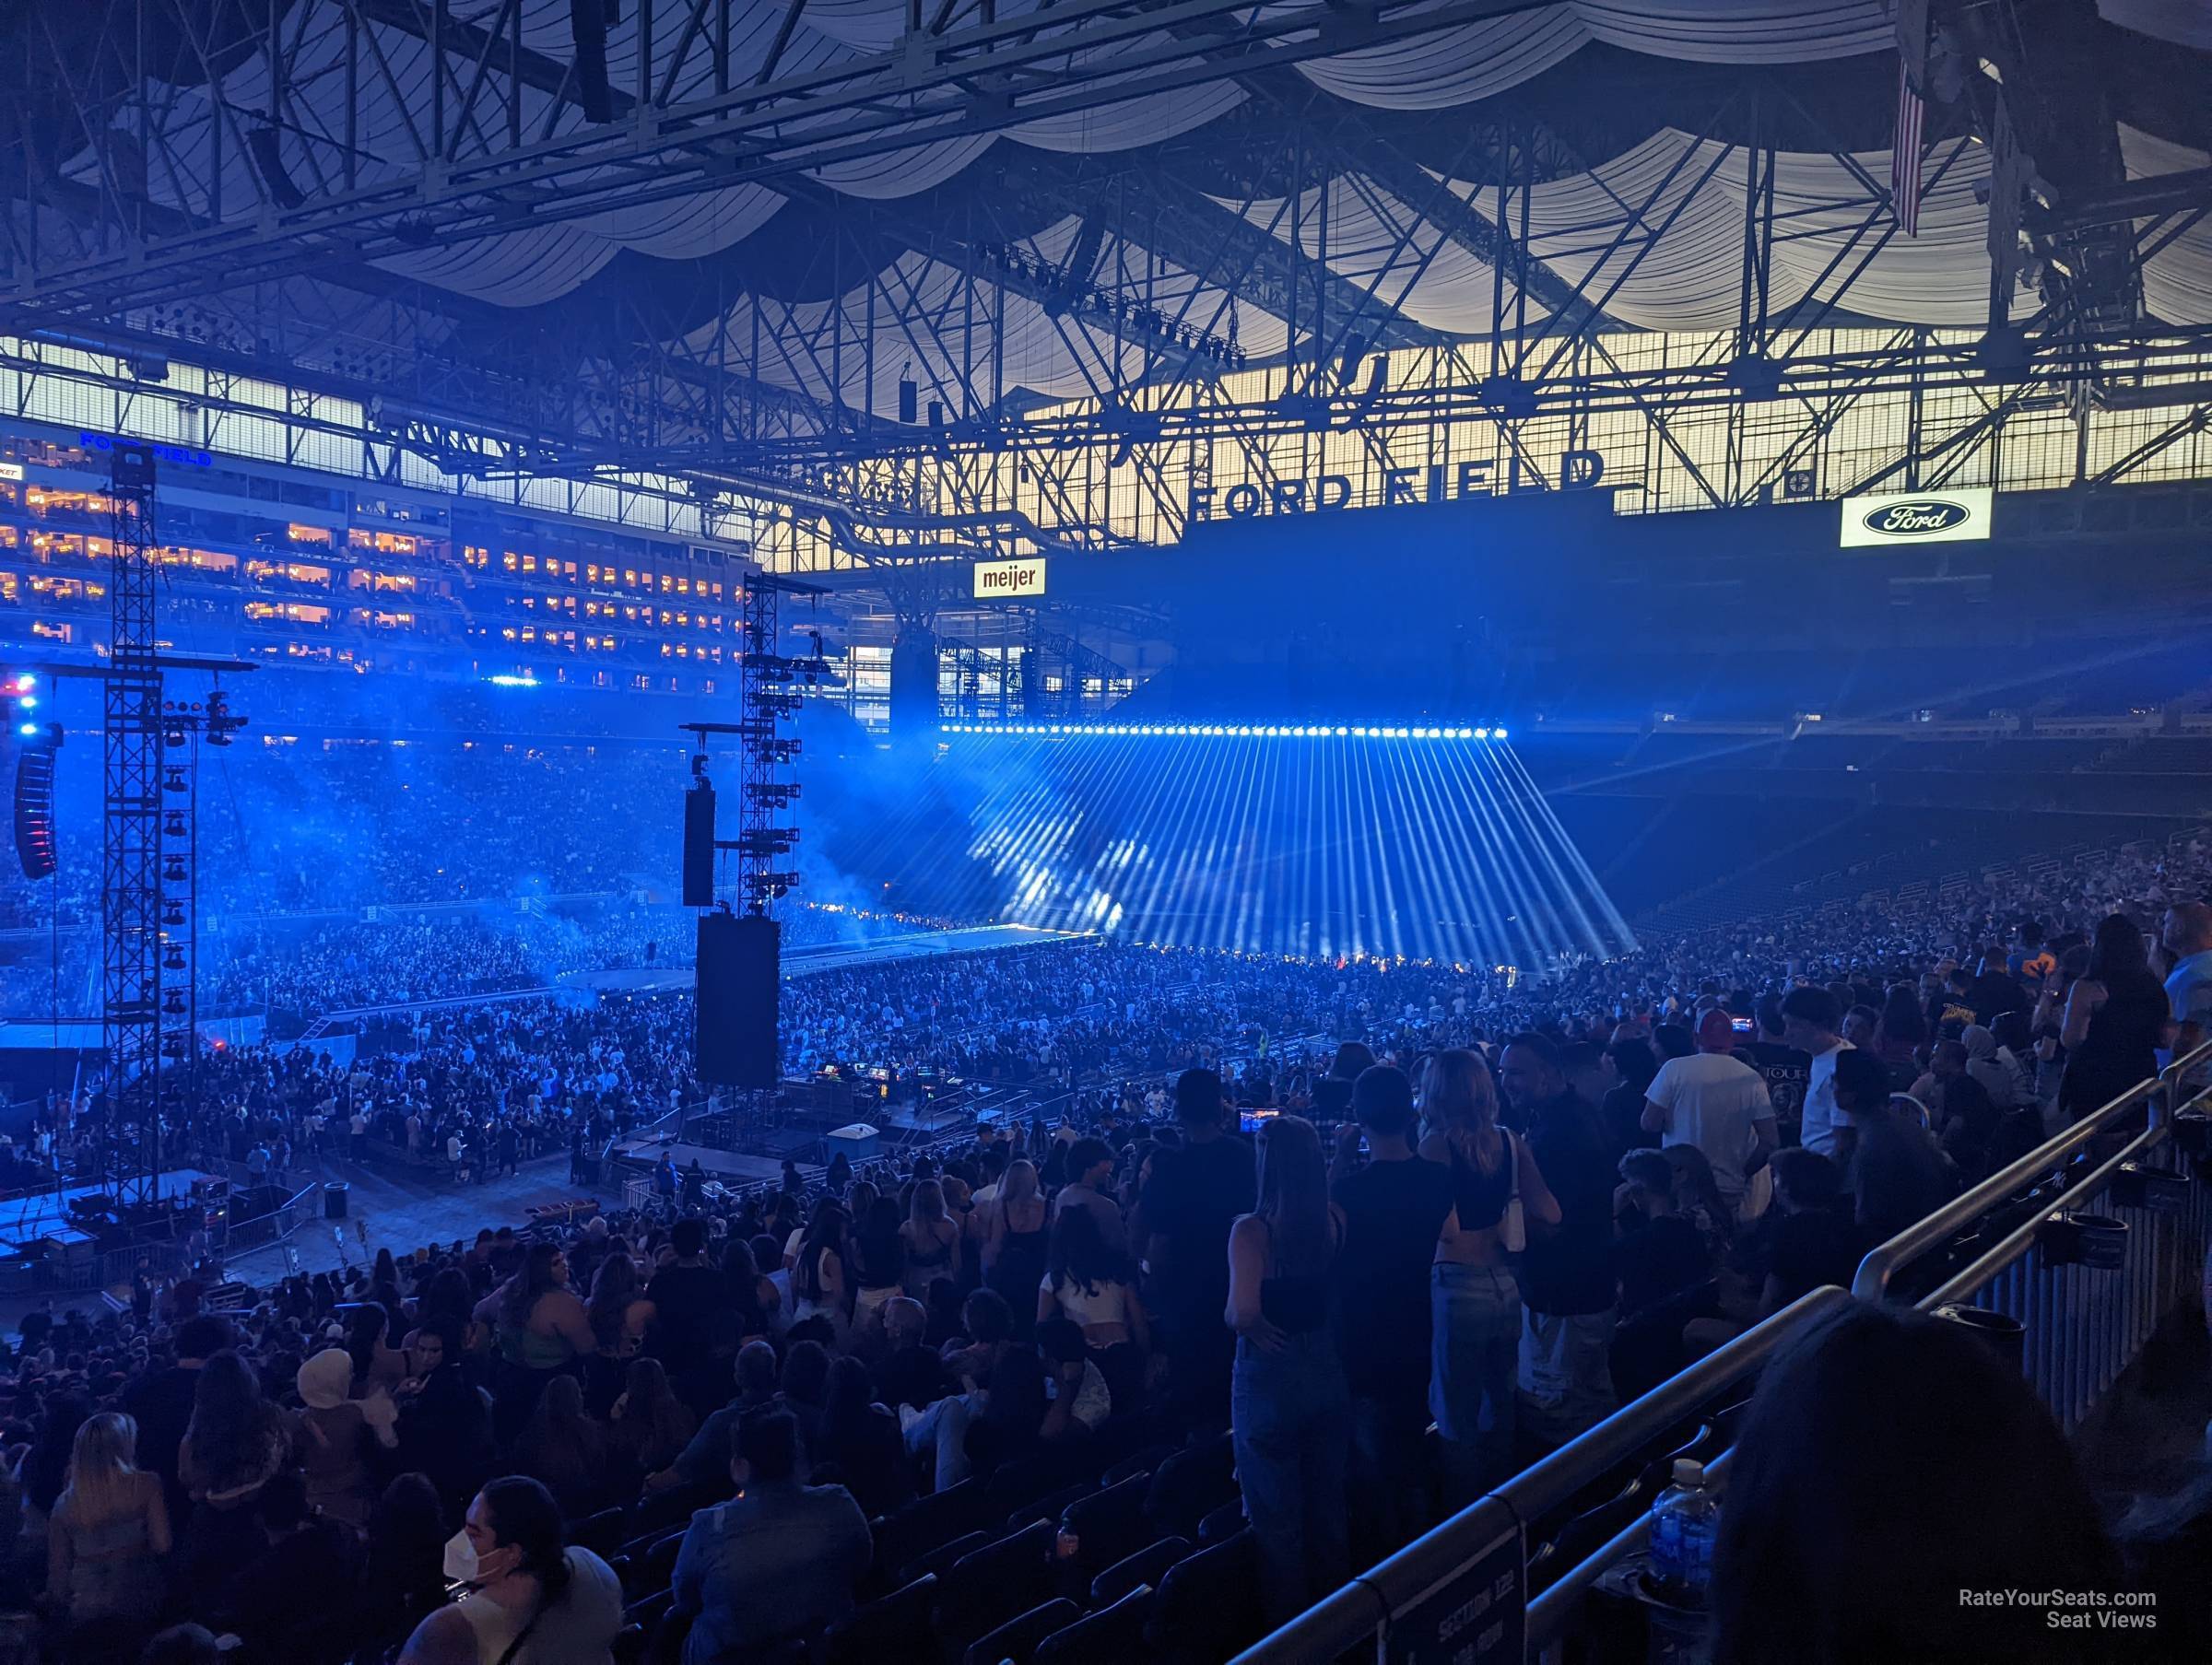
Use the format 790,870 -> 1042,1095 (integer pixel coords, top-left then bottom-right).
0,820 -> 2205,1661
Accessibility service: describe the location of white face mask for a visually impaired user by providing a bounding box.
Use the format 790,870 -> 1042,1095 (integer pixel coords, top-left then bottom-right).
444,1529 -> 487,1584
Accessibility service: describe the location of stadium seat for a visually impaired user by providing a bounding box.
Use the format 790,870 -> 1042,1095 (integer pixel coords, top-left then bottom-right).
1088,1536 -> 1191,1609
1144,1432 -> 1237,1538
895,1530 -> 994,1592
1100,1443 -> 1175,1488
570,1505 -> 631,1560
961,1598 -> 1080,1665
1033,1584 -> 1156,1665
1053,1474 -> 1154,1589
873,1480 -> 988,1590
1195,1497 -> 1247,1546
611,1623 -> 648,1665
934,1519 -> 1057,1649
821,1574 -> 940,1665
1145,1530 -> 1261,1665
1006,1478 -> 1093,1535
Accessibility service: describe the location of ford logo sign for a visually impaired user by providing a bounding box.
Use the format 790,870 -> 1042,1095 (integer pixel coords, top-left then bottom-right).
1863,499 -> 1971,537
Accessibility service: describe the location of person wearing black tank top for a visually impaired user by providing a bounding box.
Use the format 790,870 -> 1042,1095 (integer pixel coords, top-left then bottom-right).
1228,1116 -> 1352,1628
1418,1049 -> 1561,1502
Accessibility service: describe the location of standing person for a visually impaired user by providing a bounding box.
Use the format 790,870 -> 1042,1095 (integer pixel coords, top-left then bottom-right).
2164,903 -> 2212,1069
1328,1064 -> 1456,1562
1134,1068 -> 1253,1421
1642,1010 -> 1777,1225
646,1218 -> 728,1416
176,1351 -> 292,1590
898,1180 -> 961,1301
849,1197 -> 908,1341
122,1314 -> 231,1529
1598,1038 -> 1660,1160
474,1243 -> 595,1446
1052,1138 -> 1128,1255
1037,1204 -> 1151,1414
1497,1034 -> 1618,1449
1739,996 -> 1811,1145
983,1158 -> 1050,1338
397,1476 -> 623,1665
1780,988 -> 1854,1165
1419,1049 -> 1559,1500
47,1413 -> 171,1659
2060,913 -> 2174,1120
1227,1115 -> 1351,1627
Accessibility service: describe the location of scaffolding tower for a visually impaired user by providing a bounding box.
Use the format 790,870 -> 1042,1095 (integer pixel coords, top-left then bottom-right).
102,444 -> 164,1208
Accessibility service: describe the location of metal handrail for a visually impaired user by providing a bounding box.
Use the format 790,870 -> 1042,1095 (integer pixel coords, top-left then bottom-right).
1230,1286 -> 1857,1665
1850,1038 -> 2212,1301
1239,1044 -> 2212,1665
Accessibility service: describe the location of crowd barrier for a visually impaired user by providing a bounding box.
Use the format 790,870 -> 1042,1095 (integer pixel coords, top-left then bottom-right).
1232,1039 -> 2212,1665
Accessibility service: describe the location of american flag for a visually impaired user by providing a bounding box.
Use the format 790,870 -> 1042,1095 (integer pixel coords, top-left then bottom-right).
1891,58 -> 1924,238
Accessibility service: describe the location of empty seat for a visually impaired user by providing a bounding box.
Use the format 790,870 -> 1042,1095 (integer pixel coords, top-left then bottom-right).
1146,1530 -> 1261,1665
935,1519 -> 1057,1648
962,1598 -> 1081,1665
1033,1585 -> 1156,1665
821,1575 -> 939,1665
1195,1498 -> 1246,1546
1055,1475 -> 1154,1589
569,1506 -> 630,1560
1100,1443 -> 1175,1489
1145,1433 -> 1237,1538
895,1530 -> 993,1591
1007,1479 -> 1094,1535
1088,1536 -> 1191,1610
874,1481 -> 988,1590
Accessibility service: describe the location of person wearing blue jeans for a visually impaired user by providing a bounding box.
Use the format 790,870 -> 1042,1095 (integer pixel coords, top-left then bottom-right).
1228,1115 -> 1353,1627
1430,1262 -> 1524,1495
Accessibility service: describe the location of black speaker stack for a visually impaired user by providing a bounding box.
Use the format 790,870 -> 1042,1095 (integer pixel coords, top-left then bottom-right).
696,910 -> 780,1089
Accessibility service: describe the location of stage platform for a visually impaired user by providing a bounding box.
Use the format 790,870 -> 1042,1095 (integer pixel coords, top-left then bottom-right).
559,922 -> 1091,999
0,1167 -> 220,1254
606,1137 -> 822,1190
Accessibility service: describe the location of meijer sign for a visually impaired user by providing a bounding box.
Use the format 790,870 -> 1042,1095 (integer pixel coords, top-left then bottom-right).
974,557 -> 1046,599
1840,487 -> 1993,547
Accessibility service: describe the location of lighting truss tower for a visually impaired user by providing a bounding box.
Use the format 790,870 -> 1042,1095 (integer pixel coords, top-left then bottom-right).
735,579 -> 802,913
103,445 -> 164,1209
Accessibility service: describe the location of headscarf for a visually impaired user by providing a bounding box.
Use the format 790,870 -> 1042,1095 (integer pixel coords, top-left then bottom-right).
298,1348 -> 354,1410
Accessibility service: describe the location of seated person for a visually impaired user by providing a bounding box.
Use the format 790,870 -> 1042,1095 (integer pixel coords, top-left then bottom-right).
670,1411 -> 872,1664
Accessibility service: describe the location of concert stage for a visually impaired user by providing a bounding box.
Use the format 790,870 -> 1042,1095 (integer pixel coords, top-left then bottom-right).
606,1138 -> 821,1190
0,1167 -> 221,1251
558,922 -> 1090,999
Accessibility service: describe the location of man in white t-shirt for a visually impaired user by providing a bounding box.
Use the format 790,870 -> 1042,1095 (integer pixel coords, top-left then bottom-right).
1643,1010 -> 1776,1215
1781,987 -> 1855,1165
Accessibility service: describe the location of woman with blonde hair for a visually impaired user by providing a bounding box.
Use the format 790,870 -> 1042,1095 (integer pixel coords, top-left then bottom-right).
900,1178 -> 960,1301
1418,1048 -> 1560,1498
985,1158 -> 1051,1335
1226,1115 -> 1350,1626
49,1412 -> 171,1650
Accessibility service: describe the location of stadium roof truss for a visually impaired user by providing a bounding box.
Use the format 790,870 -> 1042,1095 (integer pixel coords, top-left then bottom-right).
3,0 -> 2210,562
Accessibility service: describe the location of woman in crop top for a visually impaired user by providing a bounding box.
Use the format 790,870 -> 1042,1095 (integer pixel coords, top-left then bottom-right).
1227,1115 -> 1350,1626
1039,1202 -> 1152,1413
1417,1049 -> 1560,1499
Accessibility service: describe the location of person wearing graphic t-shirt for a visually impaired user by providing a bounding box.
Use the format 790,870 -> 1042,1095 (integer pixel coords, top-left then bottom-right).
1781,987 -> 1854,1167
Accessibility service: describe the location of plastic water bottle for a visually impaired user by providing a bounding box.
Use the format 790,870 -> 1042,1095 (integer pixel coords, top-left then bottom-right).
1647,1459 -> 1719,1608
